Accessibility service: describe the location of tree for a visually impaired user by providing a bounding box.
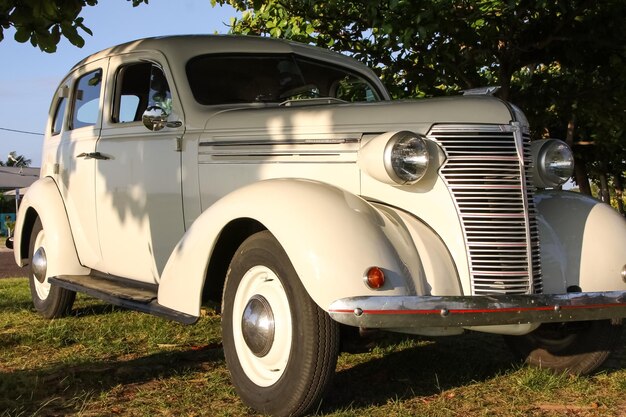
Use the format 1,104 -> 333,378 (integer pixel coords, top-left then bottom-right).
217,1 -> 624,97
0,0 -> 149,52
4,151 -> 31,167
216,0 -> 626,199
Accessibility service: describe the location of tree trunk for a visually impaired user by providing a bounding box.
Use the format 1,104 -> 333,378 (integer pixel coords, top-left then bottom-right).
565,115 -> 592,195
573,159 -> 592,195
599,171 -> 611,203
614,173 -> 625,215
498,61 -> 511,102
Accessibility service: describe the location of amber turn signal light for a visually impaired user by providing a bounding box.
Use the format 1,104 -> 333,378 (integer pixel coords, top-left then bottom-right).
364,266 -> 385,289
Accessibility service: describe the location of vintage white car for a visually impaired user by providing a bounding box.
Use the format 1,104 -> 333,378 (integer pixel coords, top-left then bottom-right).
13,35 -> 626,416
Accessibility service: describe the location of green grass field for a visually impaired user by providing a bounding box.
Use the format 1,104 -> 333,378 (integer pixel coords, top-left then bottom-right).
1,277 -> 626,416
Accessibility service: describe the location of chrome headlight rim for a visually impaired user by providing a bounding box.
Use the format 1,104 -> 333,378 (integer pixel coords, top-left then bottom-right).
383,131 -> 430,185
534,139 -> 575,188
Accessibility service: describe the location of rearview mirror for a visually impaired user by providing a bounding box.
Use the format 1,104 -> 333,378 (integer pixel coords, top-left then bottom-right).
142,105 -> 168,131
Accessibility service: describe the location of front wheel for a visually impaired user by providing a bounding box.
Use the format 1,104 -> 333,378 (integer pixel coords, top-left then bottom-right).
28,218 -> 75,318
221,231 -> 340,417
504,319 -> 623,375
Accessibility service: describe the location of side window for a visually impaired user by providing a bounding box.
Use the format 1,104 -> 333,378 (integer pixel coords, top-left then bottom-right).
71,69 -> 103,129
186,54 -> 381,105
149,66 -> 172,113
113,63 -> 151,123
119,95 -> 141,122
51,95 -> 67,135
113,63 -> 171,123
333,75 -> 378,102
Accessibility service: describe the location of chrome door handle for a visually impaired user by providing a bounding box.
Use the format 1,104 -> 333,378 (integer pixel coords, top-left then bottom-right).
76,152 -> 110,160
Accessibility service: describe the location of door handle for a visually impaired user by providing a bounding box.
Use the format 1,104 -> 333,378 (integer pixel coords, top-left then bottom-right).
76,152 -> 110,160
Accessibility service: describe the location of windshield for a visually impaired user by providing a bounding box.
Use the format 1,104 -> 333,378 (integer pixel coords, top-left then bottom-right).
186,54 -> 381,105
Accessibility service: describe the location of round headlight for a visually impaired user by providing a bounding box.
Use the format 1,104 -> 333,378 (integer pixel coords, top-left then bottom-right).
532,139 -> 574,188
385,132 -> 430,184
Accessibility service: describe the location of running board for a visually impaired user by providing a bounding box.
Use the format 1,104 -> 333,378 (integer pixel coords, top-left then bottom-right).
49,275 -> 198,325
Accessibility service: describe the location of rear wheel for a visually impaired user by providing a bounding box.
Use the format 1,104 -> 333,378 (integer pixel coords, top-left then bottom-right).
504,319 -> 622,375
28,218 -> 75,318
221,231 -> 340,417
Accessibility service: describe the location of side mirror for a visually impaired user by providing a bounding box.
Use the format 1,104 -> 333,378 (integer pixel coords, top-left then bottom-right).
142,105 -> 169,131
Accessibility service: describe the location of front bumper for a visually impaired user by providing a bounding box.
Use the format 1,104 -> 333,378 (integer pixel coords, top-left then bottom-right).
328,291 -> 626,328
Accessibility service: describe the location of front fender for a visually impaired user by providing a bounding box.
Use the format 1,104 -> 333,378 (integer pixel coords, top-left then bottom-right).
158,179 -> 458,316
537,190 -> 626,293
14,177 -> 89,277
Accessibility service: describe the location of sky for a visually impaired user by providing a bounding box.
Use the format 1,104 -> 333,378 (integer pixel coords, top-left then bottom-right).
0,0 -> 238,167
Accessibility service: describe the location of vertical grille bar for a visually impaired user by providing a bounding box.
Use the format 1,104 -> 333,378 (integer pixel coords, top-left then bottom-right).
428,124 -> 542,295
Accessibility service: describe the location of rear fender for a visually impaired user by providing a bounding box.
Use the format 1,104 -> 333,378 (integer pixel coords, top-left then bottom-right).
158,179 -> 460,316
14,177 -> 89,277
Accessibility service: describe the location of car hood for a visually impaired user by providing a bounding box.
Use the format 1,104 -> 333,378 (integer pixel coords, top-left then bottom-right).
200,96 -> 515,138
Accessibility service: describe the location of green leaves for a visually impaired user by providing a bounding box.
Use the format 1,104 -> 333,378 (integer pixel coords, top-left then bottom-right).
1,0 -> 148,52
13,25 -> 28,42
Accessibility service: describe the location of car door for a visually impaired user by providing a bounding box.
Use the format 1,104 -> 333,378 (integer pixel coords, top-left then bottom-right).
95,53 -> 185,283
54,59 -> 108,269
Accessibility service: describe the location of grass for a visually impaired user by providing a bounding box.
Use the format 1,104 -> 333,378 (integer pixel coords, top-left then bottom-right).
1,277 -> 626,416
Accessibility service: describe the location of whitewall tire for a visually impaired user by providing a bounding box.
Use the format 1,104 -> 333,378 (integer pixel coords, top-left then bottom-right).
221,231 -> 340,417
28,218 -> 75,318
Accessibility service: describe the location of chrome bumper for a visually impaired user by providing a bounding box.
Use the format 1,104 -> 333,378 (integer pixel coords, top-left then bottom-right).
328,291 -> 626,328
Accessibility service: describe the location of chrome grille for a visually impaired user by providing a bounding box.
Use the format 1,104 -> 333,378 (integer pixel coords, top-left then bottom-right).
428,124 -> 542,295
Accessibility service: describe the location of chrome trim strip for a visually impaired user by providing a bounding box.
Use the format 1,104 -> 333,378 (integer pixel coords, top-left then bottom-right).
200,138 -> 360,147
328,291 -> 626,328
512,121 -> 535,292
208,153 -> 341,157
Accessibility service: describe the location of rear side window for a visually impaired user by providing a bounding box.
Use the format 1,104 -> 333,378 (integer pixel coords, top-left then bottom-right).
71,69 -> 103,129
51,95 -> 67,135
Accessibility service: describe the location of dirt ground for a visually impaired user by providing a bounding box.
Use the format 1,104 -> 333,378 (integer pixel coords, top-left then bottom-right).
0,246 -> 27,278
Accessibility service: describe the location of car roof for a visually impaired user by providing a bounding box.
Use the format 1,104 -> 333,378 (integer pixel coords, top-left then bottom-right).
66,35 -> 391,103
71,35 -> 371,75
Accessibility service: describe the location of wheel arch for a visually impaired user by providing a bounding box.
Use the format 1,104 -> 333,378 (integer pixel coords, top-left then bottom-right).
13,177 -> 89,277
201,217 -> 266,307
16,206 -> 39,264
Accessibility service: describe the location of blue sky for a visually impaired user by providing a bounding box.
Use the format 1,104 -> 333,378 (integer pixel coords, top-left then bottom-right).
0,0 -> 238,166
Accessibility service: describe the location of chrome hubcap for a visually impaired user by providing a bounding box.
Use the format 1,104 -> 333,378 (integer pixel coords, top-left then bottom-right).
242,295 -> 275,357
233,265 -> 292,387
31,227 -> 51,301
32,247 -> 47,283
